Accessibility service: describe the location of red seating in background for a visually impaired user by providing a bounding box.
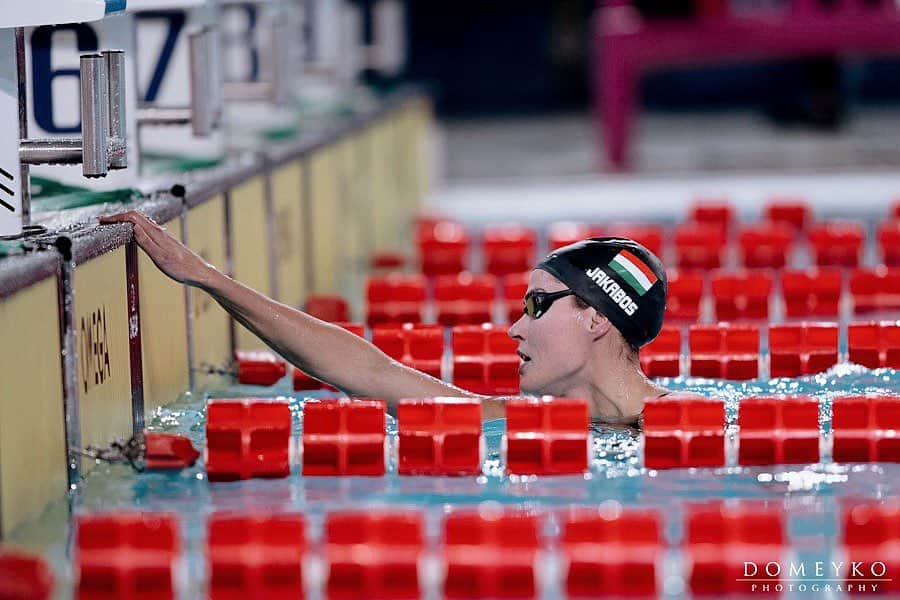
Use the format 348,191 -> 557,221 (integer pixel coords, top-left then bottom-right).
206,399 -> 291,481
548,221 -> 602,250
452,324 -> 519,394
234,350 -> 287,386
689,323 -> 759,380
832,395 -> 900,463
674,222 -> 727,270
840,501 -> 900,593
293,323 -> 366,391
850,267 -> 900,314
594,0 -> 900,170
502,272 -> 530,323
685,503 -> 785,595
666,269 -> 704,323
549,222 -> 665,257
639,324 -> 681,377
325,511 -> 424,600
738,222 -> 795,268
643,395 -> 726,469
417,219 -> 470,276
0,549 -> 54,600
848,321 -> 900,369
710,270 -> 773,321
397,398 -> 482,476
482,224 -> 537,276
560,507 -> 662,598
505,397 -> 589,475
372,323 -> 443,380
433,272 -> 497,325
365,274 -> 427,326
764,198 -> 810,232
689,200 -> 733,234
769,322 -> 839,378
780,268 -> 842,318
302,398 -> 386,476
738,396 -> 820,466
606,223 -> 665,258
442,509 -> 542,599
808,221 -> 865,267
207,513 -> 306,600
877,220 -> 900,266
76,512 -> 179,600
304,295 -> 350,323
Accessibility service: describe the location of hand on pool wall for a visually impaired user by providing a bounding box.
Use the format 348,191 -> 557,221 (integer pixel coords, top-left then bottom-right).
98,210 -> 503,416
99,210 -> 219,288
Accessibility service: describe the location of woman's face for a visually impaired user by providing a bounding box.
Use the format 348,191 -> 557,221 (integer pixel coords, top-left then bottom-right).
508,269 -> 596,396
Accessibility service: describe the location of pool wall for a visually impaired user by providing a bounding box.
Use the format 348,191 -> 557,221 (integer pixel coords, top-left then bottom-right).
0,89 -> 433,539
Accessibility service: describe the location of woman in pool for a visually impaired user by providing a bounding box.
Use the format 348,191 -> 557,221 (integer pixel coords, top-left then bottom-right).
101,211 -> 671,424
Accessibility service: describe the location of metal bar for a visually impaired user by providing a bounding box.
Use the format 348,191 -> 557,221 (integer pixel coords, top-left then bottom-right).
80,53 -> 109,178
16,28 -> 30,229
300,154 -> 314,295
107,139 -> 127,167
125,240 -> 145,434
264,167 -> 278,302
222,81 -> 272,102
56,237 -> 83,488
179,209 -> 196,390
19,140 -> 84,165
136,106 -> 193,126
223,189 -> 236,358
188,27 -> 218,137
103,50 -> 127,170
269,17 -> 291,105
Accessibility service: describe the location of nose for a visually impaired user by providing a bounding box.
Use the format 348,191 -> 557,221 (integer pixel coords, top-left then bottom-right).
508,312 -> 527,340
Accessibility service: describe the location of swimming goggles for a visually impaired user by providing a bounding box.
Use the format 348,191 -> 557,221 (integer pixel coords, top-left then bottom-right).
522,289 -> 576,319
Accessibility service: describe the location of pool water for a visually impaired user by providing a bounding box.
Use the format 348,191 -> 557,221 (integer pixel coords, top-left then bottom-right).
9,363 -> 899,598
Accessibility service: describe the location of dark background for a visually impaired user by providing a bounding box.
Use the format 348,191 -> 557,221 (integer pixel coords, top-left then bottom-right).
358,0 -> 900,120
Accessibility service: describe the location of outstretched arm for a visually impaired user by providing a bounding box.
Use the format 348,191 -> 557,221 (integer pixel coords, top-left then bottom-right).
101,210 -> 507,417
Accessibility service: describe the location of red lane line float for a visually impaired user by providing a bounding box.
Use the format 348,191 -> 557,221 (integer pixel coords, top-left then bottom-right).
397,398 -> 482,476
737,396 -> 820,466
206,399 -> 292,481
302,398 -> 386,476
643,395 -> 726,469
506,396 -> 589,475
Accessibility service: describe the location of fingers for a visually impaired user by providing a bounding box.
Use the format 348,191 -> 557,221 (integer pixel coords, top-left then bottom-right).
99,210 -> 140,225
99,210 -> 159,228
100,210 -> 169,248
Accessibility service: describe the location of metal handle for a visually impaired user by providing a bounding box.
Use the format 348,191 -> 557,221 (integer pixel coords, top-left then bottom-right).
80,53 -> 108,178
103,50 -> 127,170
188,26 -> 220,136
222,13 -> 290,105
20,50 -> 127,178
268,17 -> 291,105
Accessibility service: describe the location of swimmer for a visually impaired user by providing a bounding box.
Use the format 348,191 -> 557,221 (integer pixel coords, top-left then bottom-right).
101,211 -> 671,425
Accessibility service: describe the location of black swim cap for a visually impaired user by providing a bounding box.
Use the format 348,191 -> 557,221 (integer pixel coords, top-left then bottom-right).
536,237 -> 667,348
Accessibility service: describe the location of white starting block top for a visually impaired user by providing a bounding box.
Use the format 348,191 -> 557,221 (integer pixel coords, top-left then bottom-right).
0,1 -> 127,29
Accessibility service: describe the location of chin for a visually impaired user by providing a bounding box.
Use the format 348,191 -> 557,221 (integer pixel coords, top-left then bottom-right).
518,377 -> 548,397
518,377 -> 538,396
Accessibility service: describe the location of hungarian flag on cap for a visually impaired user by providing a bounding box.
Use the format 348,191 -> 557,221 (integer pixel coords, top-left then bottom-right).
608,250 -> 658,296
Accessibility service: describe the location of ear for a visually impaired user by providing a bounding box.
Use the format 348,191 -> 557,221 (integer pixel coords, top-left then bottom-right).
587,308 -> 612,338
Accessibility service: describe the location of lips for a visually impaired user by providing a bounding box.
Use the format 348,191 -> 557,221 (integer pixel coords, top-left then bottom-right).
517,350 -> 531,375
